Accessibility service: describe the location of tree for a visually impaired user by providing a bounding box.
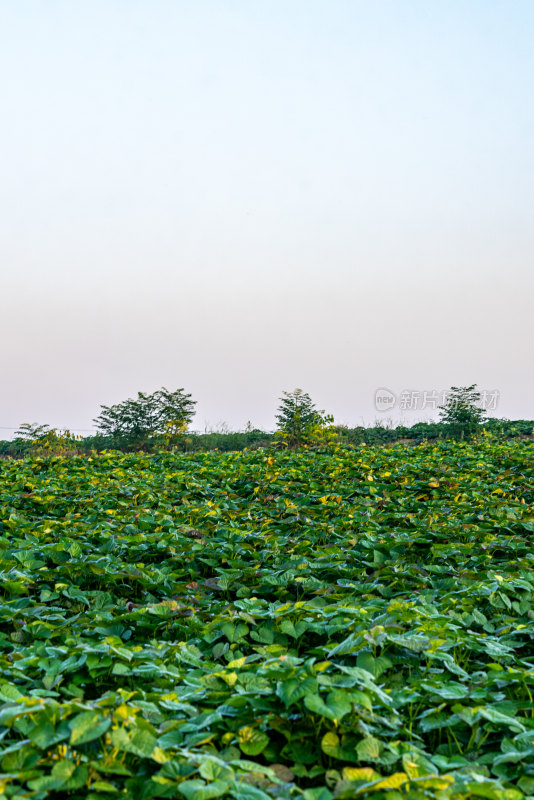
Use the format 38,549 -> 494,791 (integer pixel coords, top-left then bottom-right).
275,388 -> 335,448
438,385 -> 486,440
93,387 -> 196,448
14,423 -> 81,455
15,423 -> 52,441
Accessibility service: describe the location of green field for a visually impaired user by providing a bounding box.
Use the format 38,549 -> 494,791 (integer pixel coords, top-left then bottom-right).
0,438 -> 533,799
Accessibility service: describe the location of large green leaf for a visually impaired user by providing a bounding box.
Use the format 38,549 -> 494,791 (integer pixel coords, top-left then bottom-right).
304,691 -> 351,722
69,712 -> 111,745
355,736 -> 382,762
178,779 -> 228,800
276,676 -> 318,707
237,726 -> 269,756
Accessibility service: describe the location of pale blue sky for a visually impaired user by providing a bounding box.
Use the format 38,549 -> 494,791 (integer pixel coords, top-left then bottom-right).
1,1 -> 533,433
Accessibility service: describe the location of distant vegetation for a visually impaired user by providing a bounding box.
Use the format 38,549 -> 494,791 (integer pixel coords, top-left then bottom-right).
1,385 -> 532,458
93,387 -> 196,447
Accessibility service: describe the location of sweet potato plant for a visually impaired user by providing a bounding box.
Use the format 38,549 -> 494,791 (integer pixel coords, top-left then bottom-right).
0,438 -> 532,799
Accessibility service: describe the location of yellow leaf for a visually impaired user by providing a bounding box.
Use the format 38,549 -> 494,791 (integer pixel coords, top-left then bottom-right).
221,672 -> 238,687
342,767 -> 380,782
227,657 -> 246,669
415,775 -> 454,790
151,747 -> 169,764
321,731 -> 340,752
113,704 -> 132,721
374,772 -> 408,790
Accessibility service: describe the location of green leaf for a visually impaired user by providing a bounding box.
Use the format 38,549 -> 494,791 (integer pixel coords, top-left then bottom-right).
518,777 -> 534,794
321,731 -> 340,756
420,681 -> 469,700
198,758 -> 234,781
238,726 -> 269,756
0,684 -> 23,701
228,781 -> 271,800
277,676 -> 318,707
112,662 -> 130,675
179,779 -> 229,800
356,736 -> 382,762
280,619 -> 307,638
462,782 -> 522,800
222,622 -> 249,642
51,759 -> 76,782
304,691 -> 351,722
27,775 -> 64,791
320,732 -> 357,762
110,727 -> 158,757
92,781 -> 120,792
30,720 -> 70,748
70,712 -> 111,745
302,789 -> 333,800
327,632 -> 362,657
356,653 -> 392,678
347,689 -> 372,711
479,707 -> 525,732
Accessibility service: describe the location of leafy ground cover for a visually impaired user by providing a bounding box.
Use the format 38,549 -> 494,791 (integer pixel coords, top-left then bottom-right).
0,437 -> 533,799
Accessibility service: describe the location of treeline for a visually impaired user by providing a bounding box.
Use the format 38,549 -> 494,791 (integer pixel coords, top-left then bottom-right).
1,417 -> 532,459
1,385 -> 532,458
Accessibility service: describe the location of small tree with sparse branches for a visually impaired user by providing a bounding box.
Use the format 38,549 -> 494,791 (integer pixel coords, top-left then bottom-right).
439,384 -> 486,440
15,423 -> 52,441
14,423 -> 81,455
275,389 -> 336,448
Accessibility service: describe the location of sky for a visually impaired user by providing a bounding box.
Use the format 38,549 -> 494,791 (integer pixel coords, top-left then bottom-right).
1,0 -> 533,435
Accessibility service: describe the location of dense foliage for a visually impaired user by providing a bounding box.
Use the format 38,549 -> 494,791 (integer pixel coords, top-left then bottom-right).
93,388 -> 196,448
1,419 -> 532,459
0,438 -> 533,799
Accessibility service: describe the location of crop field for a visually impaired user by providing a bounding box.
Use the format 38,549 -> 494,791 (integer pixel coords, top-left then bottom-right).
0,438 -> 533,800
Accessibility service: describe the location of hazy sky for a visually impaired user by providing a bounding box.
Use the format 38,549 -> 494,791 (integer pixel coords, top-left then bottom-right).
2,1 -> 533,435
